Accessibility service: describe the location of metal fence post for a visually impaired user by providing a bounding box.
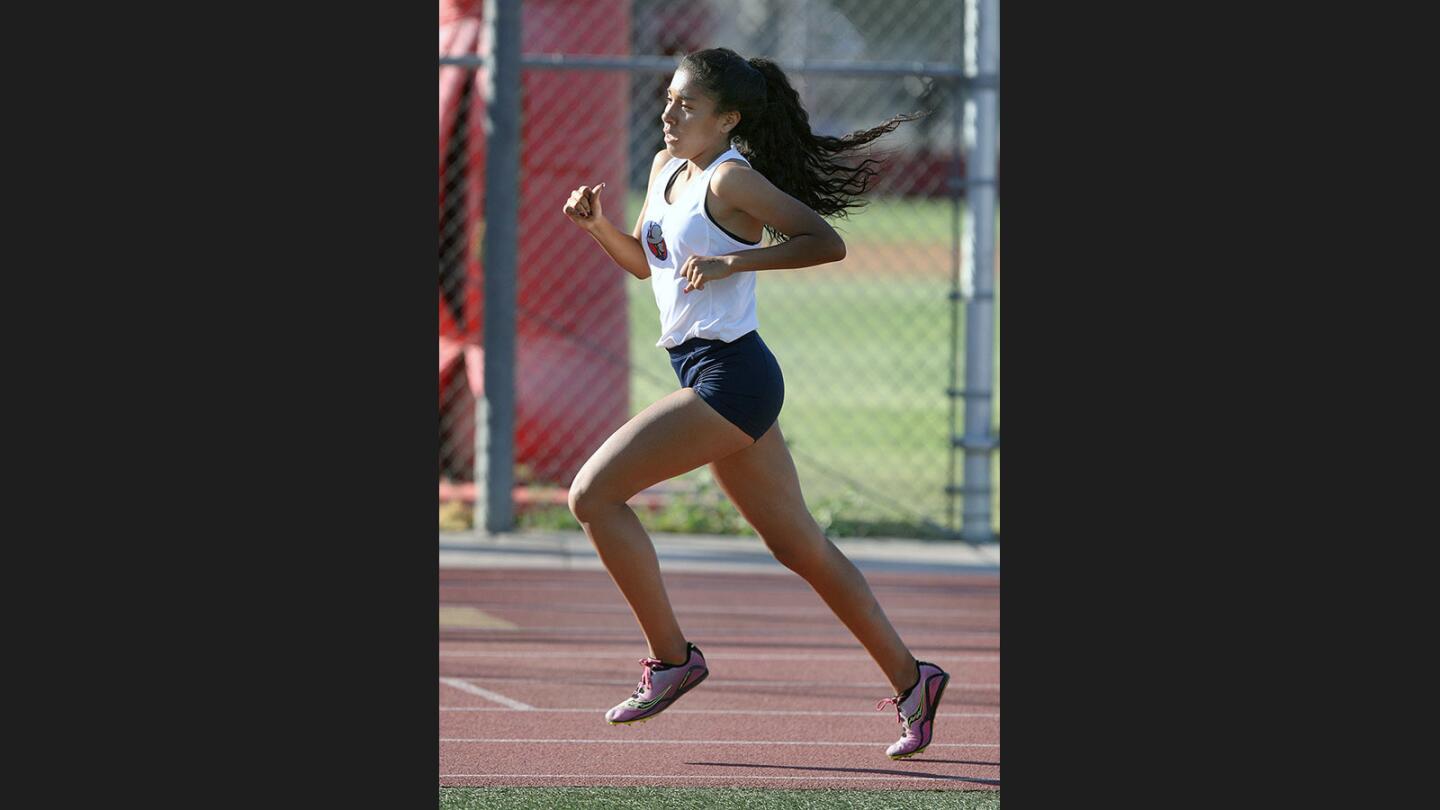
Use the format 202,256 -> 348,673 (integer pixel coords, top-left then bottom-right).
959,0 -> 999,542
475,0 -> 521,533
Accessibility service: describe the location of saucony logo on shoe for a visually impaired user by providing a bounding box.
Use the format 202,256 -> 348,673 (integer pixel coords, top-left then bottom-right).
907,687 -> 927,726
628,684 -> 674,710
907,673 -> 943,726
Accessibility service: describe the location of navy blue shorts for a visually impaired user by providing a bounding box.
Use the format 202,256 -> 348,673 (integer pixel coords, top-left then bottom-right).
667,330 -> 785,442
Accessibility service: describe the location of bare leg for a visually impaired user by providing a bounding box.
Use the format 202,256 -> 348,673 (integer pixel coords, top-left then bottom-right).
569,387 -> 755,665
710,421 -> 919,693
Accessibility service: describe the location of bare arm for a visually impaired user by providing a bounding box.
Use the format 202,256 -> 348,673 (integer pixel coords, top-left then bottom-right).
581,213 -> 651,280
710,163 -> 846,272
561,149 -> 672,281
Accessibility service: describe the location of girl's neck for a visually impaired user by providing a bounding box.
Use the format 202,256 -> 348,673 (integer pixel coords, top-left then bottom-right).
686,141 -> 732,176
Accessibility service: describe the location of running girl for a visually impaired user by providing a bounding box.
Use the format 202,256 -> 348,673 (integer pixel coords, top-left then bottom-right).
560,47 -> 948,760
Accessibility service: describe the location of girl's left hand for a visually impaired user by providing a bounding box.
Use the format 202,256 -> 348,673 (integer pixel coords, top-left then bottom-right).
680,255 -> 737,293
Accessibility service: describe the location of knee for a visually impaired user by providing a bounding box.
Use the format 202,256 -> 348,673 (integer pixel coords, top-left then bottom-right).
761,520 -> 832,574
567,479 -> 594,523
567,477 -> 616,524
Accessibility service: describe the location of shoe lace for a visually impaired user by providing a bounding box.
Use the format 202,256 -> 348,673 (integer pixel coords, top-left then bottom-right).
875,695 -> 908,731
632,657 -> 663,698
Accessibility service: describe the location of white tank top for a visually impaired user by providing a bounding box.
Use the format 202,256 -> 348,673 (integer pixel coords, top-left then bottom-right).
641,146 -> 764,349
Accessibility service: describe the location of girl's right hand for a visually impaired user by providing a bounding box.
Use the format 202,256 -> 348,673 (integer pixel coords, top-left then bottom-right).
562,183 -> 606,229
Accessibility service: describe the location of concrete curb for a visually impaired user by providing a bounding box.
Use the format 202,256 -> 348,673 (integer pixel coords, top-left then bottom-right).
439,529 -> 999,576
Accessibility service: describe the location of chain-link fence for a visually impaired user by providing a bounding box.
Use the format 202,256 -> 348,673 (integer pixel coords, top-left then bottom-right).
440,0 -> 999,540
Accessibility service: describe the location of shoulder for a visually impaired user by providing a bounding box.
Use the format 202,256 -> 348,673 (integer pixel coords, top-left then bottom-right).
648,148 -> 674,183
710,159 -> 773,201
712,159 -> 759,183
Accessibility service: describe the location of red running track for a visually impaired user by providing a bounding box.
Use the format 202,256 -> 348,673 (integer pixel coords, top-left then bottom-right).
439,566 -> 999,791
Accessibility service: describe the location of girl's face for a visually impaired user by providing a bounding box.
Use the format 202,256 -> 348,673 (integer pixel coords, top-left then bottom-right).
661,69 -> 738,159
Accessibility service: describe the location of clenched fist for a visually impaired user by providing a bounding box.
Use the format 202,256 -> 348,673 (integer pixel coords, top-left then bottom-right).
680,254 -> 737,293
562,182 -> 606,230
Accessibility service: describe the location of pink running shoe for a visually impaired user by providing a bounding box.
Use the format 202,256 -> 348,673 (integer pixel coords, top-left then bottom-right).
605,642 -> 709,725
876,660 -> 951,759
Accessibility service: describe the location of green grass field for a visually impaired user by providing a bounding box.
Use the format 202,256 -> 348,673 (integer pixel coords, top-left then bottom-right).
440,787 -> 1000,809
622,195 -> 999,538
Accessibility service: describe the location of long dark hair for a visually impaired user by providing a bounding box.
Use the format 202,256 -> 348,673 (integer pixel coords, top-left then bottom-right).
679,47 -> 926,243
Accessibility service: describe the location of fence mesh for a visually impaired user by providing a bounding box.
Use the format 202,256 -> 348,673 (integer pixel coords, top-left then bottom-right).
440,0 -> 998,538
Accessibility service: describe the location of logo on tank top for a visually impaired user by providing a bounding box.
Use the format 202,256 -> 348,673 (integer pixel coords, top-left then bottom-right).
645,221 -> 668,261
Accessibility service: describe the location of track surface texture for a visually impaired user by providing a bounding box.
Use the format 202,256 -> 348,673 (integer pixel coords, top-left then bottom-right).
439,564 -> 999,791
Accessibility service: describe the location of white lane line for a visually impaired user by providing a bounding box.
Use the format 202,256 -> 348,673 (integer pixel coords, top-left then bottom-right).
439,678 -> 534,710
440,738 -> 998,748
440,774 -> 999,782
439,651 -> 999,662
448,676 -> 999,690
439,707 -> 1000,718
